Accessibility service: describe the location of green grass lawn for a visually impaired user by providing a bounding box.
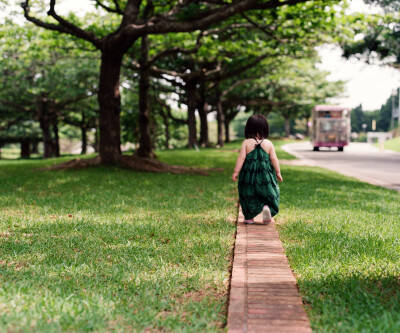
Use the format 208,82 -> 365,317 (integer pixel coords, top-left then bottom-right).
0,154 -> 238,332
277,166 -> 400,332
379,136 -> 400,152
1,142 -> 399,332
0,146 -> 20,159
0,146 -> 42,159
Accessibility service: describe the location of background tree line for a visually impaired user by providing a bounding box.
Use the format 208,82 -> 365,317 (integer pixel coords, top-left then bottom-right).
0,0 -> 349,168
350,92 -> 395,134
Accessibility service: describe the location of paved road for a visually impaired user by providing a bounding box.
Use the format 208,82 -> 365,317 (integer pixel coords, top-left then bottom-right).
282,142 -> 400,192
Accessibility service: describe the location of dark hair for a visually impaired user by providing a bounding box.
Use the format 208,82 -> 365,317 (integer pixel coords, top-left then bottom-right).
244,114 -> 269,139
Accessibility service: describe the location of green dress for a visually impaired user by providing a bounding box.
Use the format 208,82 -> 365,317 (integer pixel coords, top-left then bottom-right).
238,139 -> 280,220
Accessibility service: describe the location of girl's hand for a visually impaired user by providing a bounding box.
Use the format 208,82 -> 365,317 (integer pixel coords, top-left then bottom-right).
276,172 -> 283,182
232,172 -> 239,181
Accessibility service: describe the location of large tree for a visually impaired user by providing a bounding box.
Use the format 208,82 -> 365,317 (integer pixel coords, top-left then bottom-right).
127,0 -> 341,149
20,0 -> 321,165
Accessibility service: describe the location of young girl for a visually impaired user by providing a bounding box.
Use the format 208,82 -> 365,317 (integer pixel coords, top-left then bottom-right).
232,114 -> 283,224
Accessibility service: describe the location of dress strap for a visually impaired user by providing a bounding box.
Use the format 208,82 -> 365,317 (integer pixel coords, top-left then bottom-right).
253,138 -> 264,147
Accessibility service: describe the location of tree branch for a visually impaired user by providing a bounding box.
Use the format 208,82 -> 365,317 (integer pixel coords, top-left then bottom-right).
144,23 -> 253,67
56,94 -> 93,110
0,99 -> 33,113
0,116 -> 31,131
220,78 -> 256,100
146,66 -> 188,85
21,0 -> 101,48
154,95 -> 188,125
151,81 -> 180,94
121,0 -> 143,27
252,0 -> 309,10
240,12 -> 286,43
148,31 -> 205,65
206,54 -> 268,82
94,0 -> 123,14
113,0 -> 122,13
121,0 -> 310,38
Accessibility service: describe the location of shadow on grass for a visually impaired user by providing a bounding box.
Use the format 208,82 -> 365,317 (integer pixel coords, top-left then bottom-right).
0,154 -> 236,331
300,273 -> 400,332
276,165 -> 400,332
283,226 -> 399,265
280,165 -> 398,215
1,215 -> 231,331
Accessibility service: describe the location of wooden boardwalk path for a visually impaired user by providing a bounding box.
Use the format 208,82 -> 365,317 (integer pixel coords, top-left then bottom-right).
227,206 -> 312,333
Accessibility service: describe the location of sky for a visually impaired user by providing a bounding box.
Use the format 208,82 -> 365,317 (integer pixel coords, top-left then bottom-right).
2,0 -> 399,111
316,0 -> 400,111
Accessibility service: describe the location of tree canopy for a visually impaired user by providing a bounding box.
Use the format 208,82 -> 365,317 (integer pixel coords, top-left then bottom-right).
0,0 -> 349,167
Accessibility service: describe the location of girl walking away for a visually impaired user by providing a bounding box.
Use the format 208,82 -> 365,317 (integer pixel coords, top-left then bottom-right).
232,115 -> 283,224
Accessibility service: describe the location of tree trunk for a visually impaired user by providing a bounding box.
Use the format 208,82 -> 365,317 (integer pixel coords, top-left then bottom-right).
164,120 -> 169,150
198,81 -> 209,146
53,121 -> 60,157
160,107 -> 170,150
41,122 -> 53,158
80,111 -> 87,155
20,141 -> 30,158
305,115 -> 310,137
186,80 -> 198,148
150,117 -> 157,150
136,35 -> 153,158
225,117 -> 230,143
31,141 -> 39,154
93,117 -> 99,153
284,116 -> 290,138
81,127 -> 87,155
37,96 -> 54,159
216,99 -> 225,147
98,50 -> 123,165
225,108 -> 240,143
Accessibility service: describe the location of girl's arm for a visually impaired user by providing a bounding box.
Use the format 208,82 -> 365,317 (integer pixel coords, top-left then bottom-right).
269,143 -> 283,182
232,141 -> 247,181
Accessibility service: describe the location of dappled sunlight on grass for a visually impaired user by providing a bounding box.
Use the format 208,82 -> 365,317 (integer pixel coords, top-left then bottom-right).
277,165 -> 400,331
0,151 -> 238,332
4,143 -> 399,331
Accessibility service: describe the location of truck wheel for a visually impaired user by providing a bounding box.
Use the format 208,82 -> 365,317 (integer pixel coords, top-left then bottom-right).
313,147 -> 319,151
338,147 -> 344,152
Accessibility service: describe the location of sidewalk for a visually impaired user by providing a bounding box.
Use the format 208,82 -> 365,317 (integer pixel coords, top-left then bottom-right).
227,206 -> 311,333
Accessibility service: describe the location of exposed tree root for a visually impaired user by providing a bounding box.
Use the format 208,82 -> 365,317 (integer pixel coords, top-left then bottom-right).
120,155 -> 210,175
39,156 -> 101,171
38,155 -> 220,175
